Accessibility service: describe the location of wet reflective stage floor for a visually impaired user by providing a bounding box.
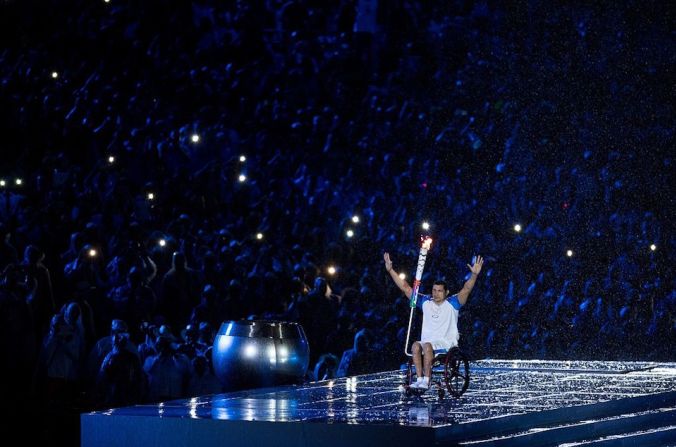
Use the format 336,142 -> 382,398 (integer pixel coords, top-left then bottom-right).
83,360 -> 676,447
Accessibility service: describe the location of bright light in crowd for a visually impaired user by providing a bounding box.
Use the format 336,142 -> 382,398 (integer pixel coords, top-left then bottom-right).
158,239 -> 166,247
514,224 -> 522,232
0,180 -> 5,187
346,229 -> 354,238
351,215 -> 360,223
88,249 -> 97,257
104,0 -> 110,3
650,244 -> 656,251
399,273 -> 406,280
190,134 -> 200,143
108,155 -> 115,164
238,174 -> 247,182
147,192 -> 155,200
51,71 -> 58,79
256,233 -> 263,240
566,249 -> 573,257
327,266 -> 337,275
422,221 -> 430,230
244,344 -> 257,358
239,155 -> 246,162
15,178 -> 22,186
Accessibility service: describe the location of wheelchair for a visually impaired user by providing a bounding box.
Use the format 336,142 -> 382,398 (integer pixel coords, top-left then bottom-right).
402,345 -> 470,399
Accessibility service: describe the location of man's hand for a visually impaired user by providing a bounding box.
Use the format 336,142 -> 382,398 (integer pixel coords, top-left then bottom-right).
384,252 -> 412,298
458,255 -> 484,305
467,255 -> 484,275
383,252 -> 393,272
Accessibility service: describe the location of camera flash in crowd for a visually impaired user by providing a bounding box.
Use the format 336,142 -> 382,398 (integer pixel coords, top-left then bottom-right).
351,215 -> 360,223
346,229 -> 354,238
104,0 -> 110,3
15,178 -> 22,186
158,239 -> 166,247
256,232 -> 263,240
108,155 -> 115,164
238,174 -> 247,183
190,134 -> 200,143
88,249 -> 97,257
239,155 -> 246,162
514,224 -> 522,232
327,265 -> 337,275
147,192 -> 155,200
566,249 -> 573,257
0,180 -> 5,187
422,221 -> 430,230
51,71 -> 58,79
399,272 -> 406,280
650,244 -> 656,251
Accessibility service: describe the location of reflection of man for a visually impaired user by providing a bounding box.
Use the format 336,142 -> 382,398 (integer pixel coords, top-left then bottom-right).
384,253 -> 484,390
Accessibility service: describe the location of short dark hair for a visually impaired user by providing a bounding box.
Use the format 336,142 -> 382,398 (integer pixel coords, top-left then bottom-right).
433,280 -> 448,291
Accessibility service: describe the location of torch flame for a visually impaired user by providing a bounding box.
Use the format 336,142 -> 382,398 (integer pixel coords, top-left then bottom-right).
421,236 -> 433,250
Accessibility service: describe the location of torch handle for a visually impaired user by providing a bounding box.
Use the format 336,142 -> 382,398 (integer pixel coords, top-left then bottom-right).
415,248 -> 428,280
409,280 -> 421,308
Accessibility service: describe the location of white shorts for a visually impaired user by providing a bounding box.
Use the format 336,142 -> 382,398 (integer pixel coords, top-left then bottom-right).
416,339 -> 457,352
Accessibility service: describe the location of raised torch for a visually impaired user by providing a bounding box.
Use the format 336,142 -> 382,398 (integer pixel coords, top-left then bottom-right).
410,236 -> 433,307
404,236 -> 433,355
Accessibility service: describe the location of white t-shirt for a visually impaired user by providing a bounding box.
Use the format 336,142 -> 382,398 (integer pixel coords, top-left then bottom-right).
416,293 -> 461,350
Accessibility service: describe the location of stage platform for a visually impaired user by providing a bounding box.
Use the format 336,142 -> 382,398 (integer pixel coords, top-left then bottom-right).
82,359 -> 676,447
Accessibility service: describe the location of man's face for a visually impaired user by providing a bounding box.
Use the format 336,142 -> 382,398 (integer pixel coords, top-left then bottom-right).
432,284 -> 447,302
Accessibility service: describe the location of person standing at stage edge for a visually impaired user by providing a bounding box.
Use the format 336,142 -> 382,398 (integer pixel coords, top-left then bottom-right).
383,252 -> 484,390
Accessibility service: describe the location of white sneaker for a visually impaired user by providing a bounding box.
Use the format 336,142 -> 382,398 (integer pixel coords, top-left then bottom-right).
411,377 -> 429,389
410,377 -> 424,389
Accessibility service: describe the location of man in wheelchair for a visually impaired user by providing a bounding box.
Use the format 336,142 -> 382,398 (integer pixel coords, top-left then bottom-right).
384,252 -> 483,391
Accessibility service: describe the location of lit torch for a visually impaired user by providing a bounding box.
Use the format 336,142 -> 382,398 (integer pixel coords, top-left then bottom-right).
410,236 -> 433,308
404,236 -> 433,356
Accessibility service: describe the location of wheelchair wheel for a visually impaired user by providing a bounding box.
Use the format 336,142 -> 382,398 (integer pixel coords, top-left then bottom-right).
405,358 -> 415,386
443,348 -> 470,398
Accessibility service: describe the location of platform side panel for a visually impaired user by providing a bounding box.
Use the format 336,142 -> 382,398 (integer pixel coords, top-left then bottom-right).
81,414 -> 436,447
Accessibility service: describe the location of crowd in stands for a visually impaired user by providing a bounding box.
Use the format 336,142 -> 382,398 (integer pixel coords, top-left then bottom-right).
0,1 -> 672,441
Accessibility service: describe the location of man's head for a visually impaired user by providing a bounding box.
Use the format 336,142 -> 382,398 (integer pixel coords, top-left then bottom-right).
431,280 -> 449,303
172,251 -> 187,271
111,319 -> 129,336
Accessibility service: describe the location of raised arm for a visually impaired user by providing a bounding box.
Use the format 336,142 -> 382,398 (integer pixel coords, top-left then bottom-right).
456,255 -> 484,305
383,252 -> 413,299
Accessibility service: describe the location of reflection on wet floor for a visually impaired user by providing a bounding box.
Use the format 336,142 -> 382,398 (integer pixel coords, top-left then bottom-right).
94,359 -> 676,428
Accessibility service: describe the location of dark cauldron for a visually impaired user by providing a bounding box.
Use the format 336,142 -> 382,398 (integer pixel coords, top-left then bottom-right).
212,320 -> 310,391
